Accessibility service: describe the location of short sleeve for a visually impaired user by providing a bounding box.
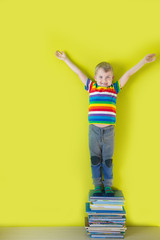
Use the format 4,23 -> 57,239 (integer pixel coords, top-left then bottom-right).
113,79 -> 121,94
85,78 -> 93,92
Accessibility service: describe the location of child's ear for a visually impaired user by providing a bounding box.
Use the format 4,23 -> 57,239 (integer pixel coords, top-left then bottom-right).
112,75 -> 114,80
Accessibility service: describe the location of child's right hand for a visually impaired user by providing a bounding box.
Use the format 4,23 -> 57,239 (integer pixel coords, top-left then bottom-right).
55,50 -> 67,61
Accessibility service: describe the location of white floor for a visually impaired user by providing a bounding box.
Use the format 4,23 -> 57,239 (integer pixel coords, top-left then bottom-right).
0,227 -> 159,240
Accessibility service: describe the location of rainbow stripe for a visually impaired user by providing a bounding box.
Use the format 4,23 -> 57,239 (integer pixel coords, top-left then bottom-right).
85,78 -> 121,125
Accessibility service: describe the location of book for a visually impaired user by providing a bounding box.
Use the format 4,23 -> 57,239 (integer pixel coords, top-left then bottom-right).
86,202 -> 126,215
90,204 -> 123,211
89,189 -> 125,201
90,234 -> 124,238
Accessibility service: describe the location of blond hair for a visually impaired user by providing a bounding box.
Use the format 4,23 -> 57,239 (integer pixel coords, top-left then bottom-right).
95,62 -> 113,75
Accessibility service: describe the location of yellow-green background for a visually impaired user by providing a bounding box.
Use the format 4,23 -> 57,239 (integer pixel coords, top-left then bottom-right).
0,0 -> 160,226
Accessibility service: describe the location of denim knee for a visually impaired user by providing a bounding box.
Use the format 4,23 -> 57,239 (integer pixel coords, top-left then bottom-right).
104,158 -> 113,168
91,156 -> 101,166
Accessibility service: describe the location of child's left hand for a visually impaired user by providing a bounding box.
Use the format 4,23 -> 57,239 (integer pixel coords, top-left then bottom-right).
144,53 -> 156,63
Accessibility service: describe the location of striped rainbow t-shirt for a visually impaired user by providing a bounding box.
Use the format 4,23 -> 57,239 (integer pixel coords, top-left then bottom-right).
85,78 -> 121,125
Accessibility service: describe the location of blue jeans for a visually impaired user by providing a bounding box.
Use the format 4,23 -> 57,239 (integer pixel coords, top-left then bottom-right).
89,124 -> 115,188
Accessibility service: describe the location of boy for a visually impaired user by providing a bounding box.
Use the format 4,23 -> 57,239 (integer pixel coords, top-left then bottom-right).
55,50 -> 156,196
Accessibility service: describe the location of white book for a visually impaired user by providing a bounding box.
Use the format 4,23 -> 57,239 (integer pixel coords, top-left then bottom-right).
90,205 -> 123,210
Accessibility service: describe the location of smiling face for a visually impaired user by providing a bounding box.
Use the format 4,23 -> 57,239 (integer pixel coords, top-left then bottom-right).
94,68 -> 114,87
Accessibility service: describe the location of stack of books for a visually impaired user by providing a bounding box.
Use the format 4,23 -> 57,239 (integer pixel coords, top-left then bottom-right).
85,189 -> 127,239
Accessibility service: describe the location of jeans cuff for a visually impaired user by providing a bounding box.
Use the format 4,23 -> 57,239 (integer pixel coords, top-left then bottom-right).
103,178 -> 113,187
93,177 -> 102,187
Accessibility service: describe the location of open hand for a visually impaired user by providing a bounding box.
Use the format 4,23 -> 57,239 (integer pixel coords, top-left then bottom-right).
144,53 -> 156,63
55,50 -> 67,61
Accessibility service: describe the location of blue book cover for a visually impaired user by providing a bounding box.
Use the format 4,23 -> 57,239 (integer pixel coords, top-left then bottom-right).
89,216 -> 126,220
90,234 -> 124,238
91,200 -> 125,205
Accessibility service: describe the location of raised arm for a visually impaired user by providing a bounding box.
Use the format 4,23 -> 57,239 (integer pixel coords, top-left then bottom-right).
119,53 -> 156,88
55,51 -> 88,85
